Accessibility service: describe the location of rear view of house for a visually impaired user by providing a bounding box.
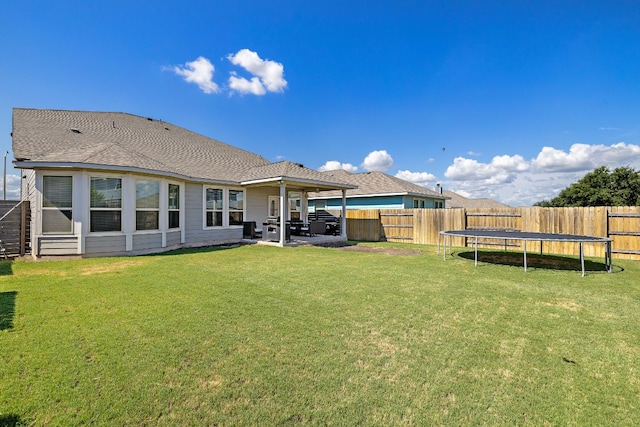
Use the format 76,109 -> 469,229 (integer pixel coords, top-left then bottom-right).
12,108 -> 355,257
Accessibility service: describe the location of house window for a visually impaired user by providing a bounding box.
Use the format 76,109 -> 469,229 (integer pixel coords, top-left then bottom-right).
435,201 -> 444,209
90,177 -> 122,232
268,196 -> 280,218
42,175 -> 73,234
289,192 -> 301,220
206,188 -> 223,227
168,184 -> 180,229
229,190 -> 244,225
136,179 -> 159,230
413,199 -> 419,208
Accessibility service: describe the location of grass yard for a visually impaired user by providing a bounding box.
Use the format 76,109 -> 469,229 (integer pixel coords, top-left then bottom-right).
1,242 -> 639,426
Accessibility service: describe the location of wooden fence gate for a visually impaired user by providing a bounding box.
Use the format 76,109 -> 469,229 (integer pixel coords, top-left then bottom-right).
380,210 -> 414,242
607,209 -> 640,256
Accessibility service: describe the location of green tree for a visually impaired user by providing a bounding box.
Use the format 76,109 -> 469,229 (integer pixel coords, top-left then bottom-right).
534,166 -> 640,207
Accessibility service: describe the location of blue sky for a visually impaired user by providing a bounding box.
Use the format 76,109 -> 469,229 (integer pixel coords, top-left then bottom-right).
2,1 -> 639,206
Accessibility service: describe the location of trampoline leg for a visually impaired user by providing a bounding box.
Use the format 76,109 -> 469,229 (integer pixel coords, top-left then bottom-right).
474,236 -> 478,267
523,240 -> 527,272
443,234 -> 446,261
580,242 -> 585,277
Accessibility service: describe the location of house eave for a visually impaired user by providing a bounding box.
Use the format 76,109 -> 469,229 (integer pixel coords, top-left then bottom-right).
12,161 -> 239,186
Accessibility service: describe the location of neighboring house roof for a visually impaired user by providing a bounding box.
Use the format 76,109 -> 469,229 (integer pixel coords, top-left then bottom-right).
12,108 -> 354,191
308,170 -> 448,200
442,190 -> 510,208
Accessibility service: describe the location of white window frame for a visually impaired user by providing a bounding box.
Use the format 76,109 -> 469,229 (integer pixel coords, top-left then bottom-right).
168,183 -> 180,229
42,175 -> 73,234
228,188 -> 244,226
89,175 -> 123,233
204,187 -> 224,228
135,179 -> 160,231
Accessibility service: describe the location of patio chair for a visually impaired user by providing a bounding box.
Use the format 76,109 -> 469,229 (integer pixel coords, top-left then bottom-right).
309,220 -> 326,236
243,221 -> 263,239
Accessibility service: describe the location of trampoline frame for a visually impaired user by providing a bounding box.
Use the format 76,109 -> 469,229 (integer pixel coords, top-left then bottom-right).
438,230 -> 613,276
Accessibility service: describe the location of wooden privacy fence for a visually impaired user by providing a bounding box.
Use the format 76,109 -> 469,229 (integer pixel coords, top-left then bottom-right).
345,207 -> 640,260
0,200 -> 31,257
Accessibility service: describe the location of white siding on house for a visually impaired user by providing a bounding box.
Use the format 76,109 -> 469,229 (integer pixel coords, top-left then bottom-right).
37,236 -> 79,256
183,182 -> 244,246
166,230 -> 181,247
85,235 -> 127,255
133,233 -> 163,251
27,171 -> 289,257
245,187 -> 277,226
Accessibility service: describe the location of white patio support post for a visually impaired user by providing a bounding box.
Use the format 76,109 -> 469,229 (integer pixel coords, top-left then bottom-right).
341,189 -> 347,239
301,190 -> 309,224
279,182 -> 287,246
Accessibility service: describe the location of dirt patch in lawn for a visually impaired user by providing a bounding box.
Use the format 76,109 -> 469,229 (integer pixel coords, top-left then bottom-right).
80,259 -> 149,275
332,244 -> 423,256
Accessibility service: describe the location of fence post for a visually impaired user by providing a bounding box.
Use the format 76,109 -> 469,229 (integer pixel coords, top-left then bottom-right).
20,200 -> 27,256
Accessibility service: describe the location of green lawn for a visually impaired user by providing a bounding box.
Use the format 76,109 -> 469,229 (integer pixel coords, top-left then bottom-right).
1,242 -> 639,426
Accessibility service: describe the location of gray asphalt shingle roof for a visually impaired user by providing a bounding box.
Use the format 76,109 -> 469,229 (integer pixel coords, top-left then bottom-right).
308,170 -> 448,199
442,190 -> 510,208
11,108 -> 353,189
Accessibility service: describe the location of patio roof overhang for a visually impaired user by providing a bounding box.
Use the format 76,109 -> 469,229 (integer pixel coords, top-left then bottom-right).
240,176 -> 357,193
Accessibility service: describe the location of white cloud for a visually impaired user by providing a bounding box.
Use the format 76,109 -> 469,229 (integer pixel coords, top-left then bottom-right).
531,144 -> 593,172
362,150 -> 394,171
491,154 -> 529,172
228,73 -> 266,96
440,142 -> 640,206
3,174 -> 22,200
173,56 -> 220,94
599,126 -> 622,131
444,154 -> 528,184
395,170 -> 437,187
318,160 -> 358,172
467,151 -> 482,157
227,49 -> 287,95
531,142 -> 640,173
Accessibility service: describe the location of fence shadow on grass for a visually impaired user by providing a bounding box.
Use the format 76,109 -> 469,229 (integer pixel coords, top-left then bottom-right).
0,291 -> 17,331
0,260 -> 13,276
0,414 -> 24,427
456,250 -> 616,273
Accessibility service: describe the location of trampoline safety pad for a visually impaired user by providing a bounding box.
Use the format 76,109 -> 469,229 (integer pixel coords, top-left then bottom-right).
438,230 -> 613,277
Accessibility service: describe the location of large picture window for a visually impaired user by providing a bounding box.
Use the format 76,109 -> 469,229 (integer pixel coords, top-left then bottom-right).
90,177 -> 122,232
206,188 -> 223,227
229,190 -> 244,225
168,184 -> 180,229
42,175 -> 73,234
136,179 -> 159,230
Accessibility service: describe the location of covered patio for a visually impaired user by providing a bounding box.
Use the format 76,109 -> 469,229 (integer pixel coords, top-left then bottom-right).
241,161 -> 357,247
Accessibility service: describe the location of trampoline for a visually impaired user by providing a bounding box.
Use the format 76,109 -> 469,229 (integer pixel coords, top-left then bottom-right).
439,230 -> 613,276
